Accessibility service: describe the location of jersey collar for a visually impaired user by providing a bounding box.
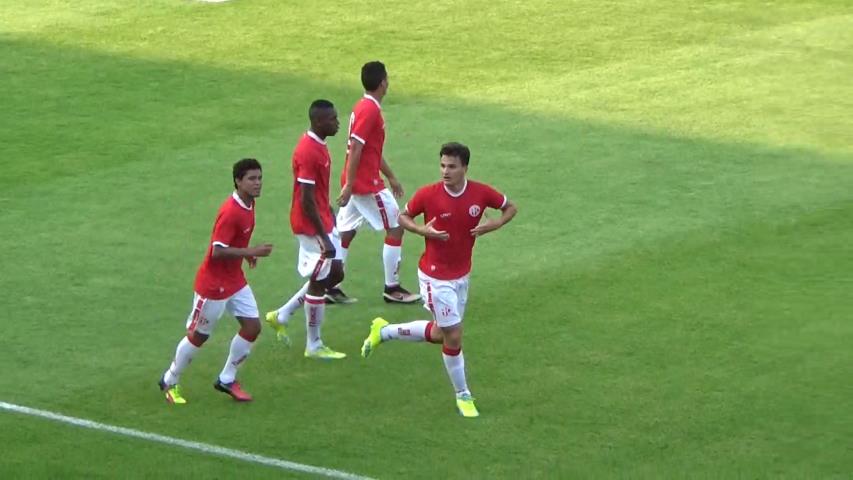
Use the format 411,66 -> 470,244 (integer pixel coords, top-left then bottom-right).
231,191 -> 254,211
306,130 -> 326,145
443,179 -> 468,198
364,94 -> 382,109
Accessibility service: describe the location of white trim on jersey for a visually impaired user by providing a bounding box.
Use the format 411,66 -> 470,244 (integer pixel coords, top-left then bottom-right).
231,191 -> 253,211
350,133 -> 366,144
306,130 -> 326,145
499,195 -> 508,209
443,179 -> 468,198
297,177 -> 316,185
212,241 -> 229,248
363,94 -> 382,109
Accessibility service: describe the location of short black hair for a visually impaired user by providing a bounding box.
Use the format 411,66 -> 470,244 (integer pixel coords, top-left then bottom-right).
361,61 -> 387,91
233,158 -> 262,188
309,99 -> 335,121
439,142 -> 471,166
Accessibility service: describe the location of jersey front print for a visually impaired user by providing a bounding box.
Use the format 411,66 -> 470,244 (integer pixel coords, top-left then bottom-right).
405,180 -> 507,280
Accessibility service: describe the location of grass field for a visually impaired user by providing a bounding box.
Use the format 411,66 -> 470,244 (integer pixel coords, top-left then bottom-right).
1,0 -> 851,478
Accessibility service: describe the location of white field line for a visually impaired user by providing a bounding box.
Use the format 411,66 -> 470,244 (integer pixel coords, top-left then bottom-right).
0,401 -> 374,480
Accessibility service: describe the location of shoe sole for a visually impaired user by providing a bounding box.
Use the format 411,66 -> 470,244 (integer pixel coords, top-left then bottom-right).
382,294 -> 421,304
324,295 -> 358,304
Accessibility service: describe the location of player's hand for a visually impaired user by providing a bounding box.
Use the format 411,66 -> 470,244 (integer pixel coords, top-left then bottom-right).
251,243 -> 274,257
320,235 -> 337,260
388,177 -> 404,198
470,219 -> 502,237
421,218 -> 449,241
247,256 -> 257,269
337,184 -> 353,207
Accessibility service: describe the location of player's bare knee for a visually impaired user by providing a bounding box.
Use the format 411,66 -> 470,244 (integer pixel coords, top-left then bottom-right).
188,331 -> 209,346
387,225 -> 404,239
237,318 -> 261,340
441,325 -> 463,349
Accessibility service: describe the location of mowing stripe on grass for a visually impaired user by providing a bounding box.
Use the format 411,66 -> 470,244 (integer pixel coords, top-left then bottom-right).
0,401 -> 374,480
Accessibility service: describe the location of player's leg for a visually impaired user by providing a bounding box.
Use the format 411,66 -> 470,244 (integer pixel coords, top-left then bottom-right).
430,278 -> 477,417
159,294 -> 226,404
326,206 -> 361,304
303,237 -> 346,360
266,280 -> 308,339
214,286 -> 261,401
358,189 -> 419,303
361,271 -> 442,358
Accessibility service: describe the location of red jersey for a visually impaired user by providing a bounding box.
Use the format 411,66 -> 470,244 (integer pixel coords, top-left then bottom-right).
291,131 -> 334,236
194,192 -> 255,300
342,95 -> 385,194
405,180 -> 507,280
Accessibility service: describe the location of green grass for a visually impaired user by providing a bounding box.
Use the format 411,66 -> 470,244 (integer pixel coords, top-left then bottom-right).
0,0 -> 851,478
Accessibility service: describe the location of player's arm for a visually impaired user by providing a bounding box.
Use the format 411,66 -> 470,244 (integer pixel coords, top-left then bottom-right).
210,215 -> 272,260
301,183 -> 336,256
337,141 -> 363,207
470,199 -> 517,237
212,244 -> 273,259
399,209 -> 450,241
380,156 -> 404,198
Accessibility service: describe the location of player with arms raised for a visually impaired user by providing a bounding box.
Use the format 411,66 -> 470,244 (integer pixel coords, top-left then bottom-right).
158,158 -> 273,404
265,100 -> 347,360
360,142 -> 517,417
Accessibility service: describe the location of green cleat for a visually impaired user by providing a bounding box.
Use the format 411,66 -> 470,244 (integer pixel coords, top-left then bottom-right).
304,345 -> 346,360
456,393 -> 479,418
158,378 -> 187,405
264,311 -> 291,347
361,317 -> 389,358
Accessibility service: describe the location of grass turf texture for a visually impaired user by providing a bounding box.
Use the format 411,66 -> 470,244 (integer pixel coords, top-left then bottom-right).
1,0 -> 851,478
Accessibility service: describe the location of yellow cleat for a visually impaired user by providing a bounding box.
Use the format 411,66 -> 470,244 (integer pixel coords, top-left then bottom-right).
361,317 -> 389,358
304,345 -> 346,360
264,311 -> 291,347
455,393 -> 479,418
158,378 -> 187,405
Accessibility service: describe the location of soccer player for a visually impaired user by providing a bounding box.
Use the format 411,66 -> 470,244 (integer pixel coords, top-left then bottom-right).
330,60 -> 420,305
264,100 -> 346,360
158,158 -> 273,404
359,142 -> 517,418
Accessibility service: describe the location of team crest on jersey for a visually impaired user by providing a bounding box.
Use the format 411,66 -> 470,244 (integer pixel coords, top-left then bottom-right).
468,205 -> 481,217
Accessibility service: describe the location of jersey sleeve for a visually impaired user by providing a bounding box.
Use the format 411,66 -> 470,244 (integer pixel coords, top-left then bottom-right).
350,106 -> 377,145
294,150 -> 317,185
483,184 -> 508,210
211,210 -> 238,248
404,187 -> 427,217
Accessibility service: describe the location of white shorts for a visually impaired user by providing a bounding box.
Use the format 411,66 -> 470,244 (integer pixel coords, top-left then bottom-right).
418,269 -> 469,328
296,228 -> 343,280
185,285 -> 259,336
336,188 -> 400,232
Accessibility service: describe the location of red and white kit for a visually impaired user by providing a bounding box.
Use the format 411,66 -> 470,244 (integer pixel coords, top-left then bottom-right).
336,94 -> 400,231
405,180 -> 507,327
291,130 -> 343,280
187,192 -> 260,335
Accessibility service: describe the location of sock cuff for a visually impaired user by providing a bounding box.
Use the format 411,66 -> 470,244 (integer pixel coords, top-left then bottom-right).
425,321 -> 440,344
305,294 -> 325,305
442,345 -> 461,356
238,330 -> 258,342
384,237 -> 403,247
187,334 -> 205,348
